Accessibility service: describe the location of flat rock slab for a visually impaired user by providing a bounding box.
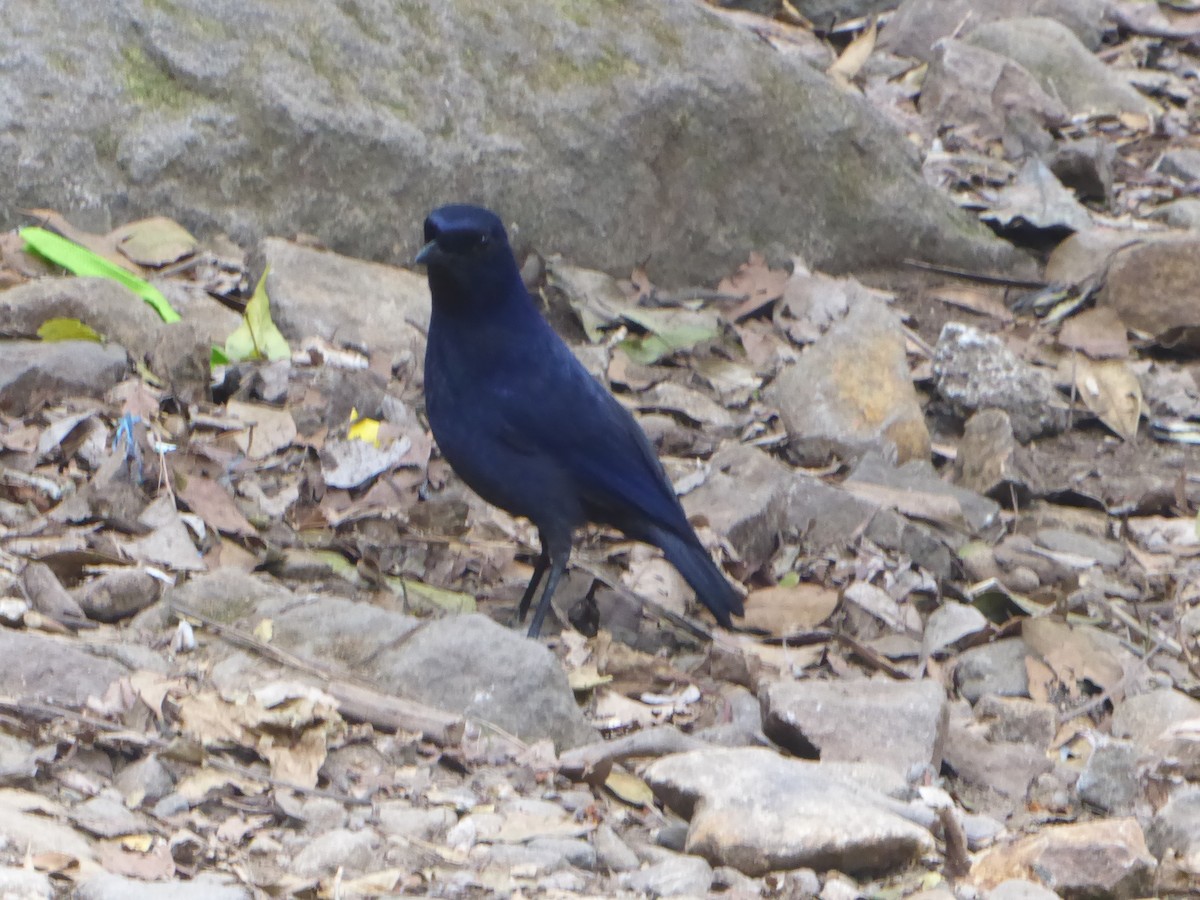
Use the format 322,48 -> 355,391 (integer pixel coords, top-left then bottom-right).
167,571 -> 596,750
263,238 -> 430,364
761,678 -> 948,775
0,340 -> 127,416
0,631 -> 129,707
643,747 -> 934,877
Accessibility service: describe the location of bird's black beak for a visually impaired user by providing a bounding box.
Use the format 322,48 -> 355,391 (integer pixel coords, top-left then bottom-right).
415,240 -> 442,268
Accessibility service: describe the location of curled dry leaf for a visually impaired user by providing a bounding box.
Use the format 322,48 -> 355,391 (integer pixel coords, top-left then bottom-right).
1072,356 -> 1142,441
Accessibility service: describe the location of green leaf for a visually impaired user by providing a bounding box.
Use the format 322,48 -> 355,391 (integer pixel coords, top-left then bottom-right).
224,268 -> 290,362
19,226 -> 181,323
617,307 -> 722,364
37,317 -> 103,343
618,333 -> 671,366
386,576 -> 477,614
210,345 -> 230,367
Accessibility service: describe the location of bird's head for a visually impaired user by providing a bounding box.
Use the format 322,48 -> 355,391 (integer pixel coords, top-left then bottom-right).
416,204 -> 516,290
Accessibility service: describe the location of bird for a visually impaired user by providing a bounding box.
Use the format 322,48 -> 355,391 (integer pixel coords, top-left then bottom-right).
416,204 -> 744,638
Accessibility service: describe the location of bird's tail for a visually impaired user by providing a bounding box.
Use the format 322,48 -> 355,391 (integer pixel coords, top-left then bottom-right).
652,527 -> 744,628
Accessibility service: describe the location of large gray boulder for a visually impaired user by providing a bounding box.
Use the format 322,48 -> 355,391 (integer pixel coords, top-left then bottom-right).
0,0 -> 1023,284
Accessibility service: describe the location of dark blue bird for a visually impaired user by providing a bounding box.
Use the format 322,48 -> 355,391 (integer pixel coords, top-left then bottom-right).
417,204 -> 744,637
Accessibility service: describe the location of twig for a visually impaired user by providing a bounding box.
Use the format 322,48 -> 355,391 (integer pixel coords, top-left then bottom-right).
559,725 -> 707,784
902,259 -> 1047,289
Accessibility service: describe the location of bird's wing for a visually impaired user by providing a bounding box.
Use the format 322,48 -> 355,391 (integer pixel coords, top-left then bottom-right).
494,348 -> 690,537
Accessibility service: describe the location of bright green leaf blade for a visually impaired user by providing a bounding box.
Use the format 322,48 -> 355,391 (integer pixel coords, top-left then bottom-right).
224,268 -> 289,362
387,576 -> 477,614
210,345 -> 230,367
19,226 -> 181,323
618,333 -> 671,366
37,317 -> 103,343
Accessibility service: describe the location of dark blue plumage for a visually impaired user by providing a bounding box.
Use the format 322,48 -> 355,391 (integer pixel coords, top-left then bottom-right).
418,204 -> 743,637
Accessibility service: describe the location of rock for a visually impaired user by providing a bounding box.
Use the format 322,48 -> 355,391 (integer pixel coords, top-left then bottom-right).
0,733 -> 42,785
73,568 -> 163,623
970,818 -> 1156,898
373,615 -> 597,750
643,747 -> 934,876
966,18 -> 1157,118
0,631 -> 128,706
955,639 -> 1031,703
682,441 -> 790,572
955,410 -> 1034,503
621,848 -> 714,896
0,866 -> 53,900
0,790 -> 94,860
1158,147 -> 1200,183
942,710 -> 1053,803
263,238 -> 430,365
920,40 -> 1065,154
1112,688 -> 1200,747
168,571 -> 596,749
593,823 -> 641,872
0,340 -> 128,416
987,879 -> 1064,900
847,452 -> 1001,537
1149,198 -> 1200,230
1098,240 -> 1200,349
820,873 -> 864,900
526,837 -> 597,870
1076,739 -> 1139,815
1146,789 -> 1200,873
933,323 -> 1067,443
993,534 -> 1072,587
0,277 -> 236,387
974,696 -> 1056,748
761,678 -> 948,775
0,0 -> 1024,288
69,794 -> 148,838
376,802 -> 456,841
114,755 -> 175,807
880,0 -> 1109,60
291,827 -> 382,877
769,296 -> 930,466
981,157 -> 1094,236
477,842 -> 569,874
1034,528 -> 1125,568
1050,137 -> 1115,204
74,874 -> 250,900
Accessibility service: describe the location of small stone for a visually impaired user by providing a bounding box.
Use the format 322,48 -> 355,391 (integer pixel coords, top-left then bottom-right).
1112,688 -> 1200,747
975,696 -> 1056,748
820,873 -> 862,900
987,879 -> 1062,900
933,323 -> 1067,443
1158,147 -> 1200,183
376,802 -> 455,841
74,873 -> 250,900
1076,739 -> 1139,815
0,866 -> 53,900
761,678 -> 948,775
594,823 -> 640,872
291,827 -> 381,877
114,755 -> 175,807
622,849 -> 714,897
526,837 -> 597,870
1034,528 -> 1124,568
970,818 -> 1155,897
655,822 -> 690,852
955,639 -> 1030,703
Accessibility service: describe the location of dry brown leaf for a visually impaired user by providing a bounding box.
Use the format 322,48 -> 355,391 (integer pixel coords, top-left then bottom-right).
931,286 -> 1014,324
1023,618 -> 1126,700
1072,356 -> 1142,441
227,400 -> 298,459
742,583 -> 839,636
176,473 -> 255,537
1059,307 -> 1129,359
718,252 -> 789,321
827,17 -> 877,85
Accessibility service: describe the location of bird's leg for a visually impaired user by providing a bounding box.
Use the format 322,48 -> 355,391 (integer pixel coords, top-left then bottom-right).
516,549 -> 549,623
526,545 -> 569,638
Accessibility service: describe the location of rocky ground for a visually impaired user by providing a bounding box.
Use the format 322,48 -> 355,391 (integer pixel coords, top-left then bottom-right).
2,0 -> 1200,898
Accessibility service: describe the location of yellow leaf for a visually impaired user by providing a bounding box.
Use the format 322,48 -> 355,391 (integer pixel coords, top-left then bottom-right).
253,618 -> 274,642
120,834 -> 155,852
37,317 -> 103,343
604,768 -> 655,807
828,17 -> 877,85
348,408 -> 382,447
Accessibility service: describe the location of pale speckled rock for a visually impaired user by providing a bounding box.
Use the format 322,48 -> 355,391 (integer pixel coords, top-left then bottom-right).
74,874 -> 250,900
